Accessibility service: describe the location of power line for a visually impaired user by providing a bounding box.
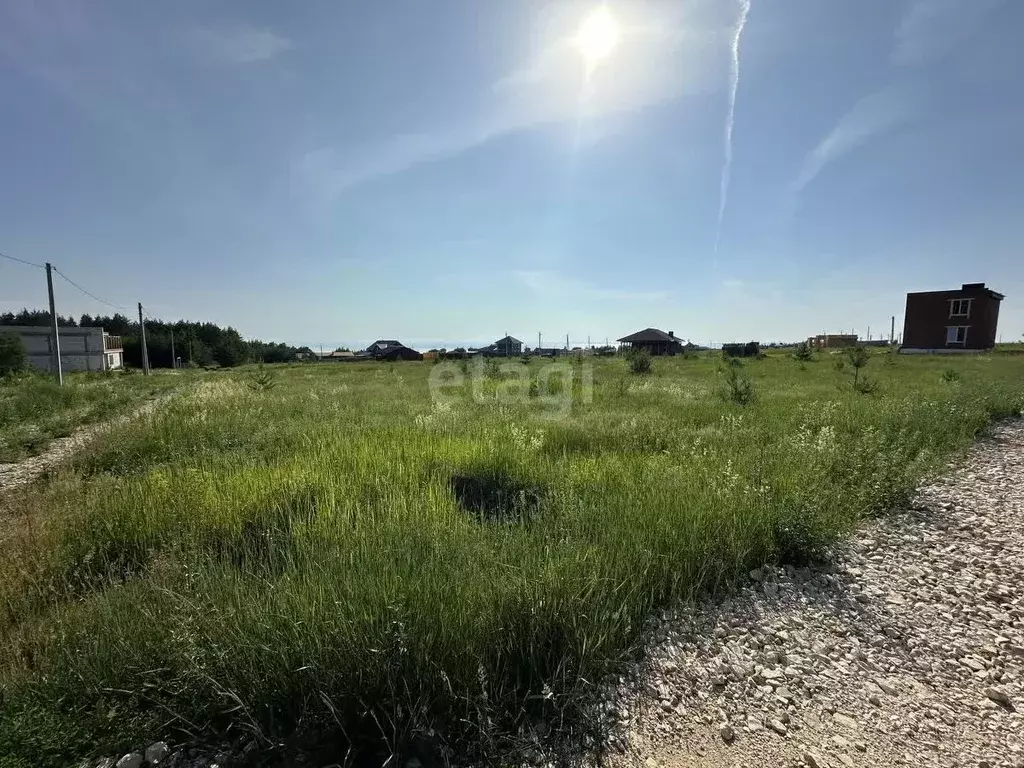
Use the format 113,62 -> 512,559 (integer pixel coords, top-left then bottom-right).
52,267 -> 127,312
0,250 -> 45,269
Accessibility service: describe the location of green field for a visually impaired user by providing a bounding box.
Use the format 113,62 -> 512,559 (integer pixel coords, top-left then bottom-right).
2,352 -> 1023,766
0,371 -> 181,462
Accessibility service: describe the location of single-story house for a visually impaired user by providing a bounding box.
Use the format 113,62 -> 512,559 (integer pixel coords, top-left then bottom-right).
365,340 -> 423,361
3,326 -> 123,372
617,328 -> 684,356
808,334 -> 858,349
317,350 -> 356,361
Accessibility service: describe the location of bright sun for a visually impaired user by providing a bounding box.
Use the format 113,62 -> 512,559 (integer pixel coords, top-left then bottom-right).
574,7 -> 621,74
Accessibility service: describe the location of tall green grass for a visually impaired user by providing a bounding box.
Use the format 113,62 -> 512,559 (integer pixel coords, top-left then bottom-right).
0,371 -> 181,462
1,354 -> 1022,766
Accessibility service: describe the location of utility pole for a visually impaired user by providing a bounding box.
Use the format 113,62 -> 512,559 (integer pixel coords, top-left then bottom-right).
45,262 -> 63,386
138,302 -> 150,375
170,327 -> 176,369
538,332 -> 541,351
566,333 -> 569,350
890,316 -> 895,345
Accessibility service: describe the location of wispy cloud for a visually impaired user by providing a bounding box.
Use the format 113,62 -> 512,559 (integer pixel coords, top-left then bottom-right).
296,4 -> 725,197
792,85 -> 918,195
714,0 -> 752,255
892,0 -> 1006,67
514,270 -> 672,303
186,24 -> 292,65
789,0 -> 1006,210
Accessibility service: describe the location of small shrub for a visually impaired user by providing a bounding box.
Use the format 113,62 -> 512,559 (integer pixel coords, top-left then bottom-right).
846,345 -> 870,390
626,349 -> 652,375
246,363 -> 277,392
484,358 -> 501,380
833,359 -> 845,372
459,359 -> 470,376
853,375 -> 878,395
0,331 -> 28,377
941,368 -> 961,383
792,341 -> 814,362
720,363 -> 755,406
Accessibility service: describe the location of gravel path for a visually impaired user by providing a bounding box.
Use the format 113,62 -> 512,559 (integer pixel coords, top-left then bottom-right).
617,420 -> 1024,768
0,395 -> 170,494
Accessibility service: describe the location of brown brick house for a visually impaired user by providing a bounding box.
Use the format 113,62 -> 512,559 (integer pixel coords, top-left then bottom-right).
901,283 -> 1004,352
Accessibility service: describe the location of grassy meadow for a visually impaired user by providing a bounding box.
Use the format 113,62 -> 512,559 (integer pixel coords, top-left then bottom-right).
0,371 -> 180,462
2,351 -> 1023,766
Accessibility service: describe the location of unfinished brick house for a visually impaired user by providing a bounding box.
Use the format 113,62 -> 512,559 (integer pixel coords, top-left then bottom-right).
901,283 -> 1004,353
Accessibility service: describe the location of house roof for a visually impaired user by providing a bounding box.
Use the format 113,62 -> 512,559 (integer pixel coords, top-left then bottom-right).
493,335 -> 523,345
369,339 -> 401,348
617,328 -> 678,343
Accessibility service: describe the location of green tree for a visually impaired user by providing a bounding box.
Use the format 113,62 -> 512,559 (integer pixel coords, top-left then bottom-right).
0,331 -> 28,376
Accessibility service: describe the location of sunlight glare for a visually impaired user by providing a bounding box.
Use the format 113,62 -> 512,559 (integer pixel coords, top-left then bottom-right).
574,6 -> 621,76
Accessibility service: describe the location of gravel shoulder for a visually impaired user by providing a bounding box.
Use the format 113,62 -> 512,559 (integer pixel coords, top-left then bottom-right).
617,420 -> 1024,768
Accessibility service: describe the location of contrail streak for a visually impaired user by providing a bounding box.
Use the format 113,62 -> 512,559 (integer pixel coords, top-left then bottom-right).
714,0 -> 751,255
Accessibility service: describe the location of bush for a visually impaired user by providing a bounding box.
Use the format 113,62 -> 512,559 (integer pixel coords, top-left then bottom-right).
941,368 -> 961,383
792,341 -> 814,362
846,345 -> 871,391
626,349 -> 652,375
246,363 -> 277,392
0,331 -> 28,377
720,362 -> 755,405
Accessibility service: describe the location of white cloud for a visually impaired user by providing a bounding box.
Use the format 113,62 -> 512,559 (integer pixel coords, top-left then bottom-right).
892,0 -> 1006,67
188,25 -> 292,65
792,85 -> 918,195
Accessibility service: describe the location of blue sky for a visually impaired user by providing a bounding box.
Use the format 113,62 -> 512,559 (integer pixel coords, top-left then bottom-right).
1,0 -> 1021,349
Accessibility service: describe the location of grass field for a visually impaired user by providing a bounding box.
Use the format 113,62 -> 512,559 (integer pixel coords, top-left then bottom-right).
0,371 -> 181,462
2,351 -> 1023,766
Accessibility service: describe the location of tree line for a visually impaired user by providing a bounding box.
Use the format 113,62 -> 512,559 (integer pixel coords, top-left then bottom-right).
0,309 -> 311,368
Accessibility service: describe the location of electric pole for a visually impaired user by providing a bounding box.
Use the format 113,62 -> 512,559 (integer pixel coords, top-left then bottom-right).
138,302 -> 150,375
890,316 -> 895,345
538,332 -> 541,351
170,327 -> 176,369
45,262 -> 63,386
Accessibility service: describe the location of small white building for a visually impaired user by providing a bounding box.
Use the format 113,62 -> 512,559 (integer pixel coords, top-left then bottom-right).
9,326 -> 124,372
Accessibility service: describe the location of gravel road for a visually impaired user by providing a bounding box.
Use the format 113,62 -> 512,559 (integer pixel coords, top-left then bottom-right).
616,420 -> 1024,768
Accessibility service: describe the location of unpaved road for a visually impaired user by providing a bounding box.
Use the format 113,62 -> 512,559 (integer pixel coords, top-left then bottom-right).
617,420 -> 1024,768
0,395 -> 172,494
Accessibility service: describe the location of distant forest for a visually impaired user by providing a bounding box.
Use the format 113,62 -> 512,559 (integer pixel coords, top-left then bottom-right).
0,309 -> 311,368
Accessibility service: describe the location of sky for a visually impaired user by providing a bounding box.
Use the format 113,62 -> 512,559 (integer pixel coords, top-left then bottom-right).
1,0 -> 1022,350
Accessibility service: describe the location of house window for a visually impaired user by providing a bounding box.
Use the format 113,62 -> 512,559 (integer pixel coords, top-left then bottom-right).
946,326 -> 968,345
949,298 -> 972,318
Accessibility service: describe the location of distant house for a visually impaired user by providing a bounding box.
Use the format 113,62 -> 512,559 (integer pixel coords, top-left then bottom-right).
364,339 -> 423,361
901,282 -> 1004,353
5,326 -> 123,372
479,336 -> 523,357
808,334 -> 859,349
617,328 -> 683,356
317,350 -> 355,362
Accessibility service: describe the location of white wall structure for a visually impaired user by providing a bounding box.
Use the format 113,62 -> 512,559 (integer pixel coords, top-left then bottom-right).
7,326 -> 124,372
